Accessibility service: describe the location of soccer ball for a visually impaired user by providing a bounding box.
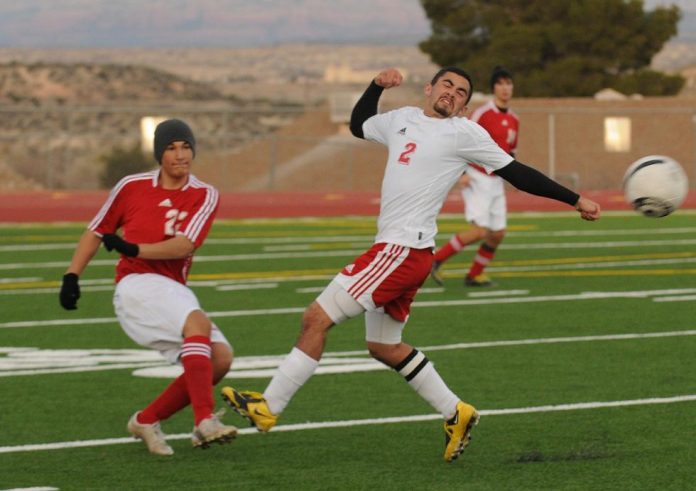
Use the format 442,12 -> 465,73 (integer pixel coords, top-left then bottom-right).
623,155 -> 689,217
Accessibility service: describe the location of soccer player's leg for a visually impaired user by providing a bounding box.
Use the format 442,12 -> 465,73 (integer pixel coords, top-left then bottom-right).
183,311 -> 237,447
223,280 -> 365,431
368,271 -> 479,462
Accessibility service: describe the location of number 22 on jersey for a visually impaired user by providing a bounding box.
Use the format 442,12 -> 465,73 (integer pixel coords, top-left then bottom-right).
164,209 -> 188,236
398,142 -> 417,165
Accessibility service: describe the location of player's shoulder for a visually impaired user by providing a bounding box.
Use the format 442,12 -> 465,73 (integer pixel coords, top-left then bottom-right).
469,100 -> 495,120
453,115 -> 488,133
187,175 -> 219,197
112,170 -> 158,193
380,105 -> 420,119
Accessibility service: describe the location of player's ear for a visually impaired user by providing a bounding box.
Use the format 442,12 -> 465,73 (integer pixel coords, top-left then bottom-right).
424,83 -> 433,96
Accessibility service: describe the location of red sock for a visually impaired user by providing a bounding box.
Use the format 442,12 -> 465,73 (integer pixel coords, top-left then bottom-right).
434,235 -> 466,262
138,376 -> 190,424
181,335 -> 214,426
468,244 -> 496,278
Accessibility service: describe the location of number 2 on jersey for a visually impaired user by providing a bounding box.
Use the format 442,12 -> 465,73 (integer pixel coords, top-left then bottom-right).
164,209 -> 188,236
398,142 -> 417,165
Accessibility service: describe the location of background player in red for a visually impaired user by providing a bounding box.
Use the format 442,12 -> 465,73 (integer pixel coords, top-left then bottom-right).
59,119 -> 237,455
221,67 -> 599,463
431,66 -> 518,287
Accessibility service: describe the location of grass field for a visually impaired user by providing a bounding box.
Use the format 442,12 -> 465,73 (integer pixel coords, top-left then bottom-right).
1,211 -> 695,490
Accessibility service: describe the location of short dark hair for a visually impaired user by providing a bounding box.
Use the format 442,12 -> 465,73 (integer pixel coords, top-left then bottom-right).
490,66 -> 513,90
431,66 -> 474,104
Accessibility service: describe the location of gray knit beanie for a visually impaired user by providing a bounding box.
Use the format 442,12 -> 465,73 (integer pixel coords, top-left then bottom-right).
153,119 -> 196,163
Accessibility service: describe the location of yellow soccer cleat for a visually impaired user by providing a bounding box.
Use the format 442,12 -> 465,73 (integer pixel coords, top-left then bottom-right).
221,387 -> 278,432
443,401 -> 480,462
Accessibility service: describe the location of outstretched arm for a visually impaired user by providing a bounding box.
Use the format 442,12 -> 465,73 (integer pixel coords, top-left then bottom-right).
349,68 -> 403,139
494,160 -> 600,221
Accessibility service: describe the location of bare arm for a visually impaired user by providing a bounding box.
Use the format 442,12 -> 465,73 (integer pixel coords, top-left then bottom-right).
137,235 -> 195,259
65,230 -> 102,275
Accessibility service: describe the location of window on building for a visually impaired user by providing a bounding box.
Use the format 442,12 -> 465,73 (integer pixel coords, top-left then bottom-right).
604,117 -> 631,152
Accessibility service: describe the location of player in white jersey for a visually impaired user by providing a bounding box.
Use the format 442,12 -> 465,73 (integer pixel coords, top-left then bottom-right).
431,66 -> 518,287
222,67 -> 600,463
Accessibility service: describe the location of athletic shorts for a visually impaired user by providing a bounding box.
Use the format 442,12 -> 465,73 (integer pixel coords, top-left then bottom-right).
332,242 -> 432,322
113,273 -> 230,364
462,170 -> 507,231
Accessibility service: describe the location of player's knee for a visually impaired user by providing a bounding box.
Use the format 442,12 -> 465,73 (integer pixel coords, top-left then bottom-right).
182,310 -> 212,338
301,302 -> 335,334
367,341 -> 403,366
211,343 -> 233,384
488,229 -> 506,245
467,226 -> 487,241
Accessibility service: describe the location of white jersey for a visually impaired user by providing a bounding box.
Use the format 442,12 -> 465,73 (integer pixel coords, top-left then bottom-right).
362,106 -> 514,248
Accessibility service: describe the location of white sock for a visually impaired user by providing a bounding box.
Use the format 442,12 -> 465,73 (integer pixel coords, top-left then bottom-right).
396,349 -> 460,419
264,347 -> 319,415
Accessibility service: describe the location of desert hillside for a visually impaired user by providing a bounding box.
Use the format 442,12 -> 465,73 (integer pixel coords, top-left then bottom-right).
0,62 -> 226,105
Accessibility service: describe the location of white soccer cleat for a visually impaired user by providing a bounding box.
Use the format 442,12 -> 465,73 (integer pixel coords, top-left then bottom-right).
127,411 -> 174,456
191,412 -> 237,448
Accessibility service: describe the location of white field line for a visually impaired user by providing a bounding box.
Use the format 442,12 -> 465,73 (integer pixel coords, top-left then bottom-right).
0,362 -> 165,378
4,226 -> 696,253
215,283 -> 278,292
1,394 -> 694,455
467,289 -> 529,298
653,295 -> 696,302
0,285 -> 115,296
3,329 -> 695,377
4,238 -> 696,271
3,288 -> 696,329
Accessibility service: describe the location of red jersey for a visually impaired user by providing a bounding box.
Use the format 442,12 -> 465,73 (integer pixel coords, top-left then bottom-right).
469,100 -> 519,174
89,170 -> 219,284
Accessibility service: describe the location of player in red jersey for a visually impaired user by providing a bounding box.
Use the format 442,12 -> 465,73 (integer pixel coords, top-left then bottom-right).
431,66 -> 518,287
59,119 -> 237,455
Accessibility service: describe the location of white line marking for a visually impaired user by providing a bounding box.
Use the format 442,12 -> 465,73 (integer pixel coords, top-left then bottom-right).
215,283 -> 278,292
295,286 -> 325,293
1,394 -> 694,454
4,288 -> 696,329
467,289 -> 529,298
0,277 -> 42,283
653,295 -> 696,302
0,286 -> 114,296
4,238 -> 696,270
4,227 -> 696,252
5,329 -> 694,378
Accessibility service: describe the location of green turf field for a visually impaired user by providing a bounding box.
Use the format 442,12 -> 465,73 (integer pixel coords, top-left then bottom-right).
1,211 -> 695,490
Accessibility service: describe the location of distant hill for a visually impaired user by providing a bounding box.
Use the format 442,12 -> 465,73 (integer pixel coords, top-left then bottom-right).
0,62 -> 224,104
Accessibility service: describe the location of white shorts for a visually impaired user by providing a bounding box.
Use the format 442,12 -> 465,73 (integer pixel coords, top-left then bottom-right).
462,170 -> 507,231
113,273 -> 230,364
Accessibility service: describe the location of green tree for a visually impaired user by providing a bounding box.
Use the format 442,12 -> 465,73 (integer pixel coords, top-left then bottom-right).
419,0 -> 684,96
99,143 -> 155,188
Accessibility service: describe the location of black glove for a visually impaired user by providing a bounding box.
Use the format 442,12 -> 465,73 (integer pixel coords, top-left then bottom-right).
59,273 -> 80,310
102,233 -> 139,257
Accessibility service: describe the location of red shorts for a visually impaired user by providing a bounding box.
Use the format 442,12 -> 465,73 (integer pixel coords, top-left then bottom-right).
333,242 -> 433,322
